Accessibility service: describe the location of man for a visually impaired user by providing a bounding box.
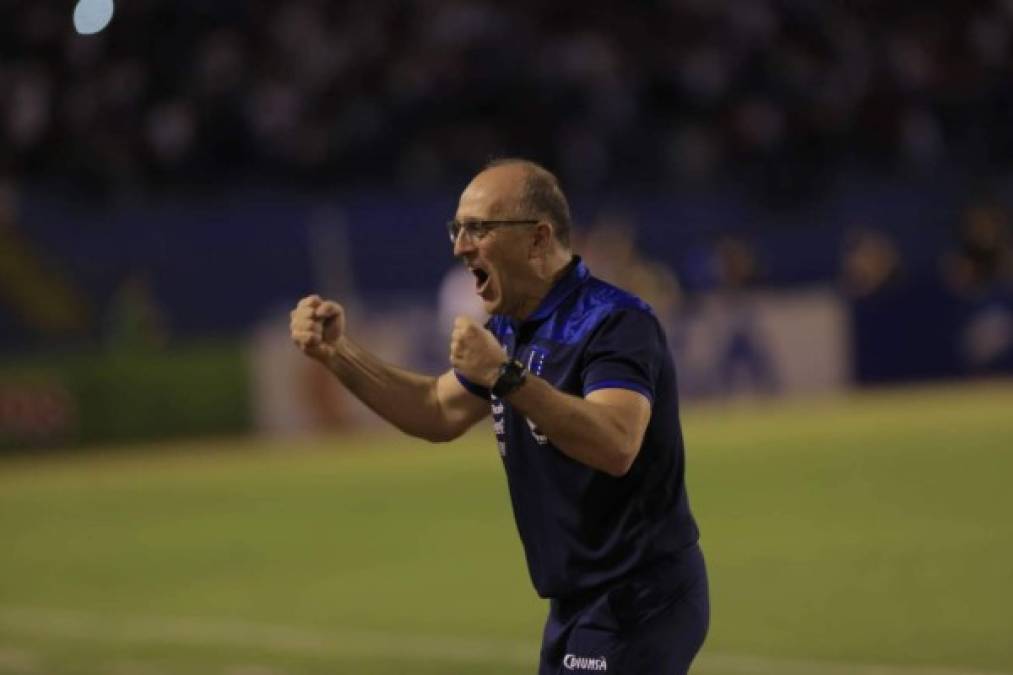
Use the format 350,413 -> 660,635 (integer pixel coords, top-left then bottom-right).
290,159 -> 708,674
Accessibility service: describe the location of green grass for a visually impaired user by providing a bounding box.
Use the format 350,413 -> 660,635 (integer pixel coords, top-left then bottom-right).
1,382 -> 1012,675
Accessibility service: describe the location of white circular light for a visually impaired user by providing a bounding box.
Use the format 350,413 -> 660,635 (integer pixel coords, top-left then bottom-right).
73,0 -> 115,35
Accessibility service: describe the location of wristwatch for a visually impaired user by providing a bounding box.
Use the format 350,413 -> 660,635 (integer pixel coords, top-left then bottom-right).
491,359 -> 527,398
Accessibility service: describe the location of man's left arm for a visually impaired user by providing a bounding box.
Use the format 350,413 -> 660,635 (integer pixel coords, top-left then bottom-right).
450,314 -> 653,477
507,378 -> 650,476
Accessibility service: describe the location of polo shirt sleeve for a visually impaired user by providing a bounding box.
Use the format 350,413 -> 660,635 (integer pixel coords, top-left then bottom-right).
581,308 -> 662,404
455,371 -> 491,400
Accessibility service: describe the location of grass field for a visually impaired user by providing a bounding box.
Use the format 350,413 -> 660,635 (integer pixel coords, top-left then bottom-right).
1,382 -> 1012,675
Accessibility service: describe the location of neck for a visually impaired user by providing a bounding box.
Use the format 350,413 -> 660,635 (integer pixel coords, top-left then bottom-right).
511,249 -> 574,320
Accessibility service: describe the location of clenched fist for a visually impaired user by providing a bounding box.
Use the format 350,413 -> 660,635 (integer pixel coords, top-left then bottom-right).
450,316 -> 506,387
290,294 -> 345,363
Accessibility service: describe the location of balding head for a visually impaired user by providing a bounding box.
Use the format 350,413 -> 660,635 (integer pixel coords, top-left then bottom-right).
476,158 -> 573,248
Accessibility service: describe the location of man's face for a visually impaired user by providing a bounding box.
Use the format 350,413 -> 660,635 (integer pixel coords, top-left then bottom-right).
452,167 -> 536,317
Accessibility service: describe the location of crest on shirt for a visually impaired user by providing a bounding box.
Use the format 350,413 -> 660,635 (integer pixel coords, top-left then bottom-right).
525,346 -> 548,376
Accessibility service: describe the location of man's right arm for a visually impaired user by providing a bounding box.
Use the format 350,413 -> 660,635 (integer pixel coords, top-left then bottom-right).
291,295 -> 489,442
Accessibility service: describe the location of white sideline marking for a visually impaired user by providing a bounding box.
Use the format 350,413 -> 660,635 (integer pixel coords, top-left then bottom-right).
696,654 -> 1012,675
222,666 -> 289,675
0,646 -> 39,673
0,606 -> 531,665
0,606 -> 1008,675
108,659 -> 166,675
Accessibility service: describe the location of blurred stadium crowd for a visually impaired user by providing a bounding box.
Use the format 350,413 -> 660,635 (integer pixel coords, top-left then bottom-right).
1,0 -> 1012,448
3,0 -> 1013,193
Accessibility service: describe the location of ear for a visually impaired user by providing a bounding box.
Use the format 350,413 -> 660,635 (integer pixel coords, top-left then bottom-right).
529,221 -> 554,258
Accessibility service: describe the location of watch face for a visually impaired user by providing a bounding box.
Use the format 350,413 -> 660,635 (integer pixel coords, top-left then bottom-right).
493,360 -> 526,397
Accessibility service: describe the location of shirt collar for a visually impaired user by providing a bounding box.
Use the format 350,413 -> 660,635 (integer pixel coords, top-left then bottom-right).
523,255 -> 589,324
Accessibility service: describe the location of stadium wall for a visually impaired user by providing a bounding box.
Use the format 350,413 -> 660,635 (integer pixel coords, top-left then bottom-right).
0,342 -> 250,451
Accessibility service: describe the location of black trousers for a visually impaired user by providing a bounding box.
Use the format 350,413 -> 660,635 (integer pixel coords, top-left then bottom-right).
538,545 -> 709,675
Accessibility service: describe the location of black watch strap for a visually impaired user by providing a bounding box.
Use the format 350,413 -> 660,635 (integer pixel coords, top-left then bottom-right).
491,359 -> 527,398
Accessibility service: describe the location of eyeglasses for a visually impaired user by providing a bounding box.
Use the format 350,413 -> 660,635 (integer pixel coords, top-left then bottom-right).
446,219 -> 539,245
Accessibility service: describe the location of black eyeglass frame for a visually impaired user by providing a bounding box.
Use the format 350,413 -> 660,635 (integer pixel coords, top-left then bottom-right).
446,219 -> 540,244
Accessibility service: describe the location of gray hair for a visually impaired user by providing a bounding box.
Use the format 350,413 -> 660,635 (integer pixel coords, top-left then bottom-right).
485,158 -> 572,248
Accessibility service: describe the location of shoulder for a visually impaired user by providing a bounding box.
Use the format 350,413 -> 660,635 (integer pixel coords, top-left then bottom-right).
549,277 -> 659,344
581,277 -> 654,316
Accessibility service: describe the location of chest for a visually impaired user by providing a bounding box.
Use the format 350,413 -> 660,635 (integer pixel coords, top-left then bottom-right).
501,332 -> 581,391
490,334 -> 584,459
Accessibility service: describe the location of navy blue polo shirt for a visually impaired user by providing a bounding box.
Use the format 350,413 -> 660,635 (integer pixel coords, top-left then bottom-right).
457,257 -> 700,599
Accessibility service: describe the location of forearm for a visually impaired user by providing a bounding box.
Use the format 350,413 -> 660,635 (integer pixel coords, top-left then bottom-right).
326,337 -> 453,441
504,376 -> 638,476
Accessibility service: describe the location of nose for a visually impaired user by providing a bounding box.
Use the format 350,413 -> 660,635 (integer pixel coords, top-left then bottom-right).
453,229 -> 475,258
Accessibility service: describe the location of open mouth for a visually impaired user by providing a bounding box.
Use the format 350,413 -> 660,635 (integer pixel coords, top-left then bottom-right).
470,266 -> 490,293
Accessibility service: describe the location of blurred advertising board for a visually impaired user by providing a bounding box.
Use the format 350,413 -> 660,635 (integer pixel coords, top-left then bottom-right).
0,343 -> 250,451
672,288 -> 851,399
